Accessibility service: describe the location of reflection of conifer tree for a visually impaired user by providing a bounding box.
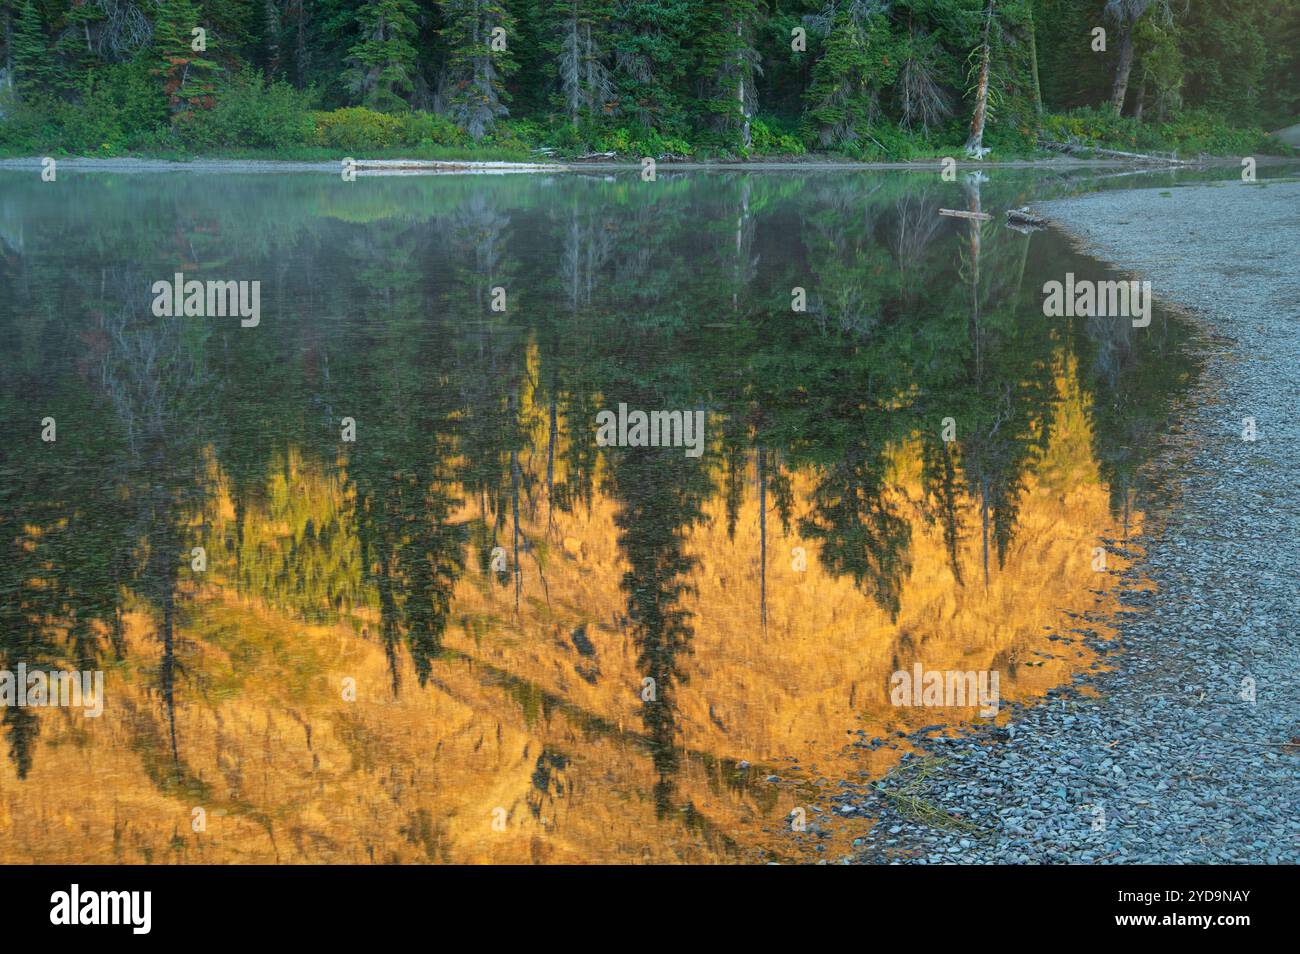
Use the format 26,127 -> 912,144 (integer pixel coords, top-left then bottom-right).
731,177 -> 758,305
345,308 -> 469,689
891,187 -> 945,307
601,358 -> 710,814
921,438 -> 967,585
1070,249 -> 1198,536
0,268 -> 187,776
327,214 -> 473,693
800,178 -> 892,338
346,390 -> 467,692
721,424 -> 747,542
609,444 -> 705,814
800,443 -> 913,619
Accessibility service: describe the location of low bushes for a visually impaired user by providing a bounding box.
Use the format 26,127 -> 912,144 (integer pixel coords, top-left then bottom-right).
176,69 -> 315,150
1040,105 -> 1283,156
312,107 -> 467,151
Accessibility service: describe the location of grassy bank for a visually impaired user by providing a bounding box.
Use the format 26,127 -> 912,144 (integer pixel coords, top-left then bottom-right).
0,70 -> 1288,165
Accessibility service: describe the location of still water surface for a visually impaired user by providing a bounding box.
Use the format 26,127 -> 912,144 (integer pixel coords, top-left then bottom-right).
0,168 -> 1201,862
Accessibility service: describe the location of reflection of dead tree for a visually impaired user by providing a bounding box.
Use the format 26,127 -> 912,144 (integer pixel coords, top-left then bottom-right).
732,178 -> 758,305
451,195 -> 512,310
892,191 -> 944,281
961,174 -> 986,384
100,281 -> 210,775
560,202 -> 615,311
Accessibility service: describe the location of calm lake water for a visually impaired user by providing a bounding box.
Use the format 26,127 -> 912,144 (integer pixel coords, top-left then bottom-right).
0,168 -> 1202,863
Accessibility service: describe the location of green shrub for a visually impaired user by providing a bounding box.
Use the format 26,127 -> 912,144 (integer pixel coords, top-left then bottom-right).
582,124 -> 693,158
178,69 -> 315,149
313,107 -> 406,150
1039,105 -> 1284,157
749,117 -> 806,156
0,58 -> 168,155
1147,108 -> 1279,155
312,107 -> 469,151
1040,106 -> 1142,149
83,59 -> 167,142
488,118 -> 543,151
398,111 -> 467,148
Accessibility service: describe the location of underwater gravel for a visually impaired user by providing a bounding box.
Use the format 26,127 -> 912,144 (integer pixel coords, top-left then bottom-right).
821,179 -> 1300,865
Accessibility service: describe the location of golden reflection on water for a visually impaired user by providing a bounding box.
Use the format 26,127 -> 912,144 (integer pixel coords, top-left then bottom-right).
0,347 -> 1140,864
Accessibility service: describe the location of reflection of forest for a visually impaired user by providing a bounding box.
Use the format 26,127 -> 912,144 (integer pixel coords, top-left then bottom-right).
0,171 -> 1197,863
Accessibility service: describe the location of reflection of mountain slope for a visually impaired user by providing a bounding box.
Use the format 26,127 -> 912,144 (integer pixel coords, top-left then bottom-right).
444,349 -> 1139,781
0,588 -> 776,863
0,351 -> 1140,865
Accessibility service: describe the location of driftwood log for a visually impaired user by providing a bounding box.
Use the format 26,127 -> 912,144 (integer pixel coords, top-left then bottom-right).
938,208 -> 993,221
1037,138 -> 1191,165
1006,207 -> 1049,229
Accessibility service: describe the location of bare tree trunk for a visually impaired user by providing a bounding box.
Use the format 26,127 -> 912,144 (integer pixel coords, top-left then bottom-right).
265,0 -> 280,80
296,0 -> 307,89
1110,28 -> 1135,113
965,0 -> 995,157
1133,78 -> 1146,122
736,21 -> 750,148
567,12 -> 580,126
3,7 -> 12,85
1027,7 -> 1042,115
583,21 -> 596,122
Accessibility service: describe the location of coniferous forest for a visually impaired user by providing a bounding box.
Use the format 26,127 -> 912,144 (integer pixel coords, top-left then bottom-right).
0,0 -> 1295,160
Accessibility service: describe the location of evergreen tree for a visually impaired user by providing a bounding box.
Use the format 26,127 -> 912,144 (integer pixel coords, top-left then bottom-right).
1180,0 -> 1267,122
548,0 -> 615,128
9,0 -> 51,99
804,4 -> 899,149
263,0 -> 282,78
1130,7 -> 1181,122
1032,0 -> 1110,111
440,0 -> 517,139
0,0 -> 1287,154
691,0 -> 763,149
344,0 -> 421,112
152,0 -> 222,114
611,0 -> 691,132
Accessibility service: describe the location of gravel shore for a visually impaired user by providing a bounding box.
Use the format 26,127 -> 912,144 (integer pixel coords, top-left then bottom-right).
831,179 -> 1300,864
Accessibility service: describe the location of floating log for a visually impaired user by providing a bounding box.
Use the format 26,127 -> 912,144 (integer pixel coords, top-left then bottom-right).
939,208 -> 993,221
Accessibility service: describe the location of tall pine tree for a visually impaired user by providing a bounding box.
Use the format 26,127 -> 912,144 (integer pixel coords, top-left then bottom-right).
549,0 -> 614,128
344,0 -> 421,112
691,0 -> 763,149
611,0 -> 690,132
804,4 -> 899,150
9,0 -> 52,99
440,0 -> 517,139
152,0 -> 221,114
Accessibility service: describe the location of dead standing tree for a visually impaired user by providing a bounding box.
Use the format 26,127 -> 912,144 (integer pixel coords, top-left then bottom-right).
1104,0 -> 1174,115
964,0 -> 995,158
